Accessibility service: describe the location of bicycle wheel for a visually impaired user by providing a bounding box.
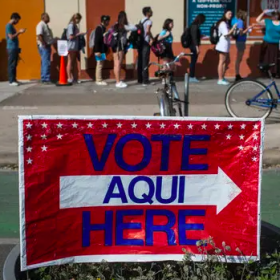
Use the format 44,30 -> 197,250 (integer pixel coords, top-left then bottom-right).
225,79 -> 273,119
158,92 -> 171,117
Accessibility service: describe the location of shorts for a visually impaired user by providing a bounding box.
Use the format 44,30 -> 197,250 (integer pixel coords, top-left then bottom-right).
236,41 -> 246,52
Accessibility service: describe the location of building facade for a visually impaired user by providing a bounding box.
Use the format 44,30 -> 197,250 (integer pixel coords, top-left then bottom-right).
0,0 -> 272,81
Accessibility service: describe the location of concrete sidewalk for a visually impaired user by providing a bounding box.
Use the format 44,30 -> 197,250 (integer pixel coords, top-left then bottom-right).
0,79 -> 279,166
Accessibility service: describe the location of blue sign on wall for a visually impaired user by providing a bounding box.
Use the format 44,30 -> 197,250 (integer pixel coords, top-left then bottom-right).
187,0 -> 236,36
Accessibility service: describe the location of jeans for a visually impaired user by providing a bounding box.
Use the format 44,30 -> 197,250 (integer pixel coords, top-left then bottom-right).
7,49 -> 19,83
189,46 -> 198,78
38,45 -> 51,82
137,42 -> 151,84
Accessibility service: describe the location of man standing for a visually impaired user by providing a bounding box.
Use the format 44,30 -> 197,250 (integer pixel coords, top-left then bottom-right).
5,13 -> 26,86
94,15 -> 110,86
137,7 -> 153,86
36,13 -> 54,84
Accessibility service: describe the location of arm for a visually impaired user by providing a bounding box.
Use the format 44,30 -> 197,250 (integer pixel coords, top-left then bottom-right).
256,10 -> 268,24
36,24 -> 46,46
146,24 -> 154,41
158,30 -> 170,41
6,25 -> 24,40
190,25 -> 198,46
94,26 -> 103,54
125,24 -> 137,32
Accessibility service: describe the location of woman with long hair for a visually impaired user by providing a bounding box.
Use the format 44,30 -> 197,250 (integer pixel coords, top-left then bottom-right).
215,10 -> 237,85
158,18 -> 175,64
66,13 -> 86,84
189,13 -> 206,83
112,11 -> 136,88
257,9 -> 280,78
232,10 -> 252,81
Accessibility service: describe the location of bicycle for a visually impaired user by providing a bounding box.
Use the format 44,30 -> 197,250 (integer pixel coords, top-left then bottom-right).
146,52 -> 193,117
225,63 -> 280,119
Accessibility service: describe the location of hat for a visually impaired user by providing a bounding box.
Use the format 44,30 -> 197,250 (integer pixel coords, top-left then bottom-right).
101,15 -> 110,22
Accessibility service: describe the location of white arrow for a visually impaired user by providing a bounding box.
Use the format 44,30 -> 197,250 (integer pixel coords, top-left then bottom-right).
59,168 -> 241,214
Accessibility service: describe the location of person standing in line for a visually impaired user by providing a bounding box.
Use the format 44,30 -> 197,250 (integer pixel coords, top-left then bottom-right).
215,10 -> 237,86
36,13 -> 54,85
112,11 -> 136,88
137,7 -> 154,86
5,13 -> 26,86
94,15 -> 110,86
66,13 -> 86,84
188,13 -> 206,83
232,10 -> 252,81
257,9 -> 280,78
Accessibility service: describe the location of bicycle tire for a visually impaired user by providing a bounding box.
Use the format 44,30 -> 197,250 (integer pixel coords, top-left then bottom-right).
225,79 -> 273,119
171,84 -> 183,117
158,92 -> 171,117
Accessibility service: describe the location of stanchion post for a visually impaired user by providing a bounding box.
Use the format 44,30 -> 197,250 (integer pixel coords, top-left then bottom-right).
184,72 -> 189,116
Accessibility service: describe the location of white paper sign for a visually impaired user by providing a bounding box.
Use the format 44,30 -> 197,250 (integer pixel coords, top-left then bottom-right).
57,40 -> 68,56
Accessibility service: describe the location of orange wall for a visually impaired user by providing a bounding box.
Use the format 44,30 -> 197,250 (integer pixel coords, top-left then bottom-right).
0,0 -> 44,81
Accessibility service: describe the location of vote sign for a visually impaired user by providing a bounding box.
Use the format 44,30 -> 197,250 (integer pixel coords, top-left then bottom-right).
19,116 -> 263,270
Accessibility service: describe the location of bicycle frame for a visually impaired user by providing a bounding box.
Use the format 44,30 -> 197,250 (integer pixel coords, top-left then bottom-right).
248,80 -> 280,109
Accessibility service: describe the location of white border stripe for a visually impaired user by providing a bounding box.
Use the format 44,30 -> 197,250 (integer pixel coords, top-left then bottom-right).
18,115 -> 262,271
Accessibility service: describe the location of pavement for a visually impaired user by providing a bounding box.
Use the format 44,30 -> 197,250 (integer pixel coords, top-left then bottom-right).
0,78 -> 280,166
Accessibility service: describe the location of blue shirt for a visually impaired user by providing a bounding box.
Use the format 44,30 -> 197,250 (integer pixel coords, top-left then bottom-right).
232,17 -> 246,42
5,23 -> 19,49
264,19 -> 280,43
159,30 -> 173,43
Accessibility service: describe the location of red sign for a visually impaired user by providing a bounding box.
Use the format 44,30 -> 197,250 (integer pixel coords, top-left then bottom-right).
19,116 -> 263,270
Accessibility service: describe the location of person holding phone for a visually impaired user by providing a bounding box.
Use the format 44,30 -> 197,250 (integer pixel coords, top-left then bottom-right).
257,9 -> 280,78
66,13 -> 86,84
5,13 -> 26,86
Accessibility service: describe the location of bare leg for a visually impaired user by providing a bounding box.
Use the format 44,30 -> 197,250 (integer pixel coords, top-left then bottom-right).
113,51 -> 124,83
218,52 -> 227,80
235,49 -> 244,76
67,53 -> 74,81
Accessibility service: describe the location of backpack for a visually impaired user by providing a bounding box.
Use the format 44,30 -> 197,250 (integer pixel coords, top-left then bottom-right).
128,19 -> 149,49
181,27 -> 192,48
104,25 -> 118,48
61,28 -> 67,40
210,22 -> 220,45
89,25 -> 102,49
232,27 -> 240,40
151,35 -> 166,57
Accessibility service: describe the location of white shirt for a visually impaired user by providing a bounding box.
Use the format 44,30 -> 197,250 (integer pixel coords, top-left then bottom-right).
36,21 -> 53,46
141,17 -> 152,43
215,21 -> 231,53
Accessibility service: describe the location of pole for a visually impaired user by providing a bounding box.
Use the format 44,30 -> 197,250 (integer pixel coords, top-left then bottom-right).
184,72 -> 189,116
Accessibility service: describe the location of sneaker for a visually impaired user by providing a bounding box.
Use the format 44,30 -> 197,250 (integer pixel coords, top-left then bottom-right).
42,81 -> 52,85
217,79 -> 229,86
162,79 -> 165,85
9,82 -> 19,86
116,81 -> 127,88
67,79 -> 73,84
235,75 -> 242,82
75,80 -> 82,84
189,77 -> 200,83
96,81 -> 108,86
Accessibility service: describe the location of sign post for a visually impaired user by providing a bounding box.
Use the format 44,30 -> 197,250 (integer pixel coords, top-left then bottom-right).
19,116 -> 263,270
187,0 -> 237,36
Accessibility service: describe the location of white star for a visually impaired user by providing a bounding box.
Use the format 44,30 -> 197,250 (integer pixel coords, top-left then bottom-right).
146,123 -> 152,129
253,134 -> 258,140
160,123 -> 166,129
241,124 -> 246,130
131,122 -> 137,129
253,145 -> 258,151
226,134 -> 232,140
188,124 -> 193,130
117,123 -> 123,128
27,158 -> 33,165
26,122 -> 32,129
26,147 -> 32,152
215,124 -> 220,130
102,122 -> 108,128
238,145 -> 244,151
228,124 -> 233,130
41,134 -> 47,140
253,124 -> 259,130
87,122 -> 93,128
41,122 -> 48,128
201,124 -> 207,130
57,122 -> 63,129
26,134 -> 32,141
252,157 -> 258,162
72,122 -> 78,128
57,134 -> 63,140
41,145 -> 48,152
239,135 -> 245,140
174,123 -> 180,129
